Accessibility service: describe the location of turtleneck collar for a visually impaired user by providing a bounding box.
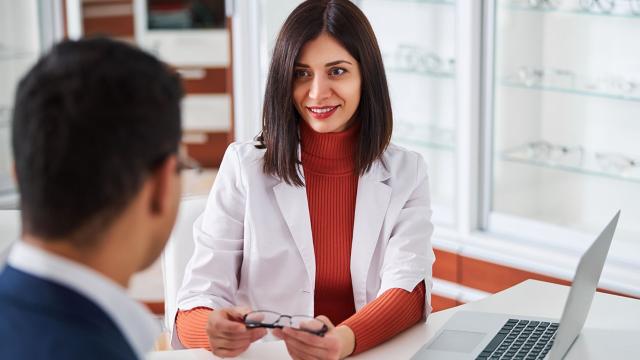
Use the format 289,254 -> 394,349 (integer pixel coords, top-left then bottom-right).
299,120 -> 360,176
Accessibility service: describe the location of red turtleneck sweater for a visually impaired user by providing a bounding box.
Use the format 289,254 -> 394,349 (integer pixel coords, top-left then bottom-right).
175,121 -> 426,354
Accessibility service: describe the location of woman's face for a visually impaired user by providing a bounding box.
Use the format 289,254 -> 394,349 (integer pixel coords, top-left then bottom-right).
293,33 -> 362,133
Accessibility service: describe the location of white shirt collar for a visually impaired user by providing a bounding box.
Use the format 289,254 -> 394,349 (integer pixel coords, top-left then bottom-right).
7,241 -> 160,359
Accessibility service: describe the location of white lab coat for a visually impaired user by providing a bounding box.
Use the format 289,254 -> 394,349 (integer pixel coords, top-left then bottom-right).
175,140 -> 435,336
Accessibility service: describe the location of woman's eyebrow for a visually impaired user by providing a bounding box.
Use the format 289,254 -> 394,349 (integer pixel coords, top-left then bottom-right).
325,60 -> 353,67
294,60 -> 353,67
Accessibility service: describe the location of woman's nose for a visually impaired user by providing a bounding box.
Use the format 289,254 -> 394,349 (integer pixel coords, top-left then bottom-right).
308,75 -> 332,100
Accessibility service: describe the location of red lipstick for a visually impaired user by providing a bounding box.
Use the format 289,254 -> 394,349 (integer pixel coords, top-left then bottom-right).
306,105 -> 339,120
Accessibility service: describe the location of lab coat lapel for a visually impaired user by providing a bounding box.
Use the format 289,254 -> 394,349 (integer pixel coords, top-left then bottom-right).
351,161 -> 392,309
273,177 -> 316,291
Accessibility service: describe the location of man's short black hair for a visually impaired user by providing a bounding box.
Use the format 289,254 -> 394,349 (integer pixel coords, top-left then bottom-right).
12,37 -> 183,245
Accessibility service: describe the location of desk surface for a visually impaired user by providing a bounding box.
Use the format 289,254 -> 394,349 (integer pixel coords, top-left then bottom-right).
147,280 -> 640,360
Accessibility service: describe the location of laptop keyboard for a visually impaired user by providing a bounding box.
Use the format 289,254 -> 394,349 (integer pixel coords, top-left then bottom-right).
475,319 -> 559,360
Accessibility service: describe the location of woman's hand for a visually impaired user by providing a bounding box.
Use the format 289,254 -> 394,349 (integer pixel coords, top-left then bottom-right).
206,307 -> 267,358
273,315 -> 355,360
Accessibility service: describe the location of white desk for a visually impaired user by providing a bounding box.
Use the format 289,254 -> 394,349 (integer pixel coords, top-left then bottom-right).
147,280 -> 640,359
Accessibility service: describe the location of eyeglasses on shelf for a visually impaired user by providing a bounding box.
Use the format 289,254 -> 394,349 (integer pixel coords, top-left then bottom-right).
525,140 -> 585,164
595,152 -> 640,174
384,44 -> 456,76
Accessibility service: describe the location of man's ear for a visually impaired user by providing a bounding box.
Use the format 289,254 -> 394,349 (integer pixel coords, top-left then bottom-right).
150,155 -> 178,215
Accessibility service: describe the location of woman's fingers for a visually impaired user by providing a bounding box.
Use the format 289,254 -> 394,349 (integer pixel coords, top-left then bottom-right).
215,328 -> 266,342
207,307 -> 252,335
282,327 -> 325,349
249,328 -> 268,342
314,315 -> 335,330
279,321 -> 342,360
282,337 -> 323,360
213,317 -> 246,333
226,306 -> 252,321
206,306 -> 262,357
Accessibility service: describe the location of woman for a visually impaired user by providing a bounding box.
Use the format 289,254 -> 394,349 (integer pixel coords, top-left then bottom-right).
174,1 -> 435,358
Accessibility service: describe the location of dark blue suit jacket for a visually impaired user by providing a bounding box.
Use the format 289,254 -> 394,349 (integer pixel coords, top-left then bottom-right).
0,265 -> 138,359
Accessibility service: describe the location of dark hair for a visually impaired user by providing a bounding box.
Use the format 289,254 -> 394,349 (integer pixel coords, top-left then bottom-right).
12,37 -> 183,245
257,0 -> 392,186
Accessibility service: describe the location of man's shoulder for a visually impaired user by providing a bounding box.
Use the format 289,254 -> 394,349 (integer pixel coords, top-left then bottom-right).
0,321 -> 137,359
0,267 -> 138,359
0,296 -> 137,359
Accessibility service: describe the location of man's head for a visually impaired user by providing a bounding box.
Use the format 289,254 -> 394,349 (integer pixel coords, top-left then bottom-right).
12,37 -> 183,273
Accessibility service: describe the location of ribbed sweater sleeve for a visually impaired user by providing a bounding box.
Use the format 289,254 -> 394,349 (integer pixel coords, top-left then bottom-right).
175,307 -> 213,350
341,281 -> 426,355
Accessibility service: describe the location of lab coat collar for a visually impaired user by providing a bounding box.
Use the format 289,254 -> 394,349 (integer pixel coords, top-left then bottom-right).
272,158 -> 392,302
351,160 -> 392,309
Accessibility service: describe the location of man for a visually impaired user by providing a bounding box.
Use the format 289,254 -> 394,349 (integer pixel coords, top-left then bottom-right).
0,37 -> 184,359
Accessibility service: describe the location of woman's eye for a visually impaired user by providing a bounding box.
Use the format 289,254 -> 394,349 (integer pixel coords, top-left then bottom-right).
329,67 -> 346,76
294,69 -> 310,78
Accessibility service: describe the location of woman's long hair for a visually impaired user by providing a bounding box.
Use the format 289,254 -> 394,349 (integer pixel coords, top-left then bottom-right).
257,0 -> 392,186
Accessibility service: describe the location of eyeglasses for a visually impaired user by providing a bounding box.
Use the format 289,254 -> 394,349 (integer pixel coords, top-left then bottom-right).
509,66 -> 640,98
525,141 -> 584,164
395,121 -> 455,147
580,0 -> 616,13
527,0 -> 560,9
576,0 -> 640,15
243,311 -> 329,337
515,66 -> 577,88
389,44 -> 456,76
595,152 -> 640,174
517,66 -> 545,87
586,76 -> 639,97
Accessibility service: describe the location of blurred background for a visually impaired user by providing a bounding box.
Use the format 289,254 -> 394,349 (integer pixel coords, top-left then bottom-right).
1,0 -> 638,316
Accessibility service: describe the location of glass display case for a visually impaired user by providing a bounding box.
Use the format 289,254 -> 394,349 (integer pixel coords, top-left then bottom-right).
486,0 -> 640,262
232,0 -> 639,294
359,0 -> 457,226
0,0 -> 61,208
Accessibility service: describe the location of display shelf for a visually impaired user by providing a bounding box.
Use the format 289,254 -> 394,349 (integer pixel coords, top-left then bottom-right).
0,190 -> 19,210
394,136 -> 455,151
502,1 -> 640,19
501,79 -> 640,103
386,66 -> 455,79
366,0 -> 455,5
0,45 -> 37,62
501,143 -> 640,184
394,122 -> 456,151
0,109 -> 13,200
0,108 -> 10,124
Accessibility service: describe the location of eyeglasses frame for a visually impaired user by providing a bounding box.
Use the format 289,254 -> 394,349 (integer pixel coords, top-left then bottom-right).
243,310 -> 329,337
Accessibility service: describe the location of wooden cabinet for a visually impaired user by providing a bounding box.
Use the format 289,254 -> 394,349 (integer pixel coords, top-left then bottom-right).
432,246 -> 636,304
431,294 -> 459,313
80,0 -> 234,168
82,0 -> 135,41
177,67 -> 228,94
433,249 -> 458,283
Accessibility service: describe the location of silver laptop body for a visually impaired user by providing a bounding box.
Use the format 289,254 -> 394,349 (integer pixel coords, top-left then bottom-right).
412,211 -> 620,360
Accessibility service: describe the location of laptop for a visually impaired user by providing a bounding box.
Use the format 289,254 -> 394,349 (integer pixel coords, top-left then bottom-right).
412,211 -> 620,360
